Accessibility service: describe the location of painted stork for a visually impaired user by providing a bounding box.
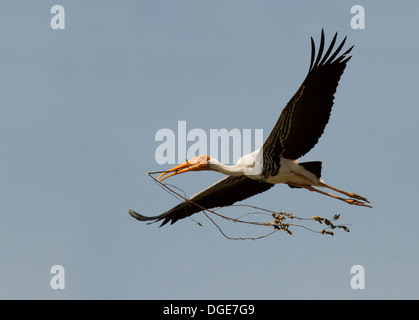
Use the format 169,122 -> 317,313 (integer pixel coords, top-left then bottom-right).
129,30 -> 371,226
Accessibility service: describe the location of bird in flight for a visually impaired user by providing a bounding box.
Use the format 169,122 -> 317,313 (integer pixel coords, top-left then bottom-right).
130,30 -> 372,226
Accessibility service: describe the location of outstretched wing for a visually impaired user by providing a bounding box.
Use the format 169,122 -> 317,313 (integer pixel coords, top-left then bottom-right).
129,176 -> 274,226
263,29 -> 353,169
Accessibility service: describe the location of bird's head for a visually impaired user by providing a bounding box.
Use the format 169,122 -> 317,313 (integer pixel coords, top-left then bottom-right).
157,154 -> 212,182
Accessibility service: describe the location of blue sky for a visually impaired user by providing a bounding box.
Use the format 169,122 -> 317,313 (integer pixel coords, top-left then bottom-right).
1,1 -> 418,299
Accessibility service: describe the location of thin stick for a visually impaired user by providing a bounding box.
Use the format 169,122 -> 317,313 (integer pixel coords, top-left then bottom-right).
146,171 -> 351,239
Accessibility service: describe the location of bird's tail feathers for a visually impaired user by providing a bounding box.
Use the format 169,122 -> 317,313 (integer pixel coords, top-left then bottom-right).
299,161 -> 322,179
287,161 -> 323,189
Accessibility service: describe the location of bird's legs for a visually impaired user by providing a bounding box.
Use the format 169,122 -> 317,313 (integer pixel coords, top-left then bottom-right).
286,182 -> 372,208
318,182 -> 370,203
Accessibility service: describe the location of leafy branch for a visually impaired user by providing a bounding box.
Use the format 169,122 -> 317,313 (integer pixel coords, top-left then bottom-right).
147,171 -> 351,240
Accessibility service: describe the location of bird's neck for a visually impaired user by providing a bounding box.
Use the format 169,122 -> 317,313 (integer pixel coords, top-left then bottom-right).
209,160 -> 245,176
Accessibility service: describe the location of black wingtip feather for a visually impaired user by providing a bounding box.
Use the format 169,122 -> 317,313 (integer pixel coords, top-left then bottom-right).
312,29 -> 325,69
334,45 -> 354,65
325,36 -> 347,65
129,209 -> 149,221
309,31 -> 352,72
309,37 -> 316,71
319,32 -> 338,66
129,209 -> 167,225
342,45 -> 354,57
159,218 -> 170,227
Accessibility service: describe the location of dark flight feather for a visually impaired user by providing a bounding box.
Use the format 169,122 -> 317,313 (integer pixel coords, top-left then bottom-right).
129,176 -> 273,226
262,29 -> 353,177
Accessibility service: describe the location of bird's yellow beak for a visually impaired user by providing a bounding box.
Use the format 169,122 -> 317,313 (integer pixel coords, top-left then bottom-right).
157,154 -> 211,182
